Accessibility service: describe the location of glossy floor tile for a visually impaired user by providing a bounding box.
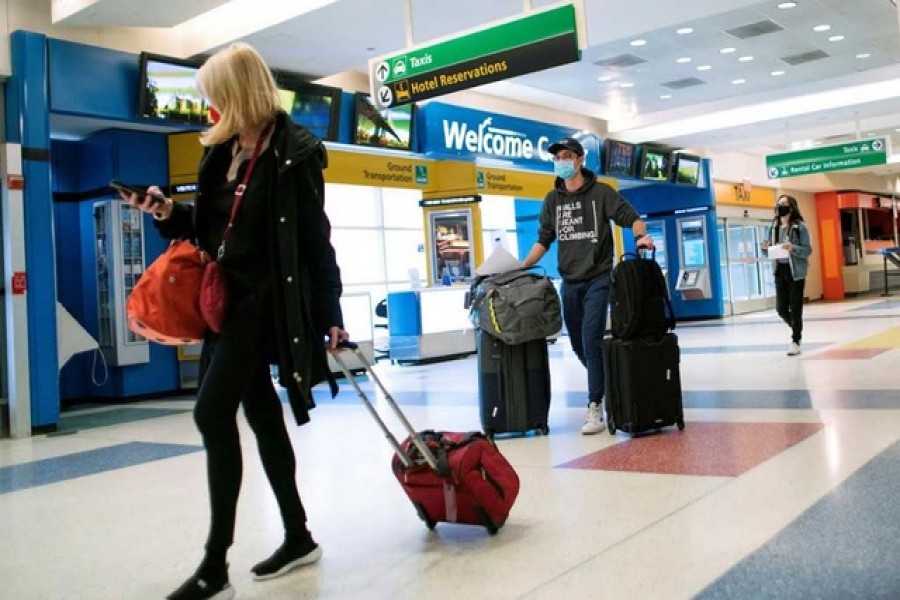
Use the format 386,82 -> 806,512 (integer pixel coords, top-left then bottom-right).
1,295 -> 899,599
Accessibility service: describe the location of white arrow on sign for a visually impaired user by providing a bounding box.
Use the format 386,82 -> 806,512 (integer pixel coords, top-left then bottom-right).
375,62 -> 390,83
378,86 -> 393,107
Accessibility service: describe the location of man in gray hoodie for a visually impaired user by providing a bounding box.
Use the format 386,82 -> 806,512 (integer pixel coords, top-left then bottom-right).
523,138 -> 652,434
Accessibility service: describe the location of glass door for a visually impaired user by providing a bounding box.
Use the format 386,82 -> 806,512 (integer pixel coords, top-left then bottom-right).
719,218 -> 777,315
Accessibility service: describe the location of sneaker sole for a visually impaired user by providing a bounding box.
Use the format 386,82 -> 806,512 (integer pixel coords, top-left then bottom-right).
581,425 -> 606,435
252,546 -> 323,582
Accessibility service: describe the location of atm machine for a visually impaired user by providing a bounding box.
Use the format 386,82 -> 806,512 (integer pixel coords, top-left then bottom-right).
675,216 -> 712,300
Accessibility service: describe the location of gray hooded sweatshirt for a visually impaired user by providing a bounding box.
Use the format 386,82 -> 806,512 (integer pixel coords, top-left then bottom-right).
537,168 -> 640,282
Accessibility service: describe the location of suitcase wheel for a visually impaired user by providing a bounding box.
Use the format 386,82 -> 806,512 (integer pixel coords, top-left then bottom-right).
476,507 -> 499,536
538,424 -> 550,436
677,419 -> 685,431
608,421 -> 617,435
414,503 -> 437,530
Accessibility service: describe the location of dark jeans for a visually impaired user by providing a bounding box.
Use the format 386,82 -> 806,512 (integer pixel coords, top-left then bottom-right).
195,299 -> 307,557
775,262 -> 806,344
562,272 -> 612,406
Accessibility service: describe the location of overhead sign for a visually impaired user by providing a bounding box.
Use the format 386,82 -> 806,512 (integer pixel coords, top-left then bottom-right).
419,102 -> 600,172
368,4 -> 580,109
766,138 -> 887,179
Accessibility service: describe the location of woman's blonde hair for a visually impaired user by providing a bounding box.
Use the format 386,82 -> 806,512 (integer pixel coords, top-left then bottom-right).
197,43 -> 281,146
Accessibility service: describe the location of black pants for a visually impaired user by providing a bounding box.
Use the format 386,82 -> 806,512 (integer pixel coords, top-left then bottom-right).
195,299 -> 307,557
775,262 -> 806,344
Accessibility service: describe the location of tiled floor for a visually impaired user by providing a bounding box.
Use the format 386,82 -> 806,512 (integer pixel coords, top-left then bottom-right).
1,296 -> 899,599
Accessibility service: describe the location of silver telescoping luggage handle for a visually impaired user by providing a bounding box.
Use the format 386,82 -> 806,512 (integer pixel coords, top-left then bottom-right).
331,341 -> 440,472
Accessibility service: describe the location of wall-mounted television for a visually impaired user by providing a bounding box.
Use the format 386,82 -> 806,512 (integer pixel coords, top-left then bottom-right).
273,73 -> 341,141
671,153 -> 701,186
639,145 -> 672,182
138,53 -> 341,140
603,139 -> 636,178
353,93 -> 415,151
138,52 -> 208,125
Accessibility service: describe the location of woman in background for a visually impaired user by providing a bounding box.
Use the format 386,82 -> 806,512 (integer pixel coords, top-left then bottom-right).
762,194 -> 813,356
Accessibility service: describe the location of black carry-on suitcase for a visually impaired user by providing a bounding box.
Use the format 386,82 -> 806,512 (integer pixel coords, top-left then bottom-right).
603,333 -> 685,436
477,330 -> 551,438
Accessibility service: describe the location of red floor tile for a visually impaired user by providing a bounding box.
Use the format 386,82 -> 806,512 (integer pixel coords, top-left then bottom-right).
805,348 -> 890,360
557,421 -> 825,477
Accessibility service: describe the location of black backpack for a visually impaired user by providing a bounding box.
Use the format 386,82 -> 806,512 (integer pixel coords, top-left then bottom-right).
610,252 -> 676,339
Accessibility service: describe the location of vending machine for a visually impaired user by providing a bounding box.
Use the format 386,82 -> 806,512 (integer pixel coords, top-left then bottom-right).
92,199 -> 150,366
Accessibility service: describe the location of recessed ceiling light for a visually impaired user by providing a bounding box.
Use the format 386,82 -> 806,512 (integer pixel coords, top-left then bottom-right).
720,47 -> 737,54
856,53 -> 872,59
697,65 -> 712,71
630,39 -> 647,46
620,82 -> 634,88
895,128 -> 900,132
732,78 -> 747,85
660,94 -> 673,99
677,27 -> 694,35
739,55 -> 754,62
829,35 -> 845,42
677,57 -> 692,64
813,24 -> 831,32
778,2 -> 798,8
597,75 -> 613,82
771,70 -> 786,76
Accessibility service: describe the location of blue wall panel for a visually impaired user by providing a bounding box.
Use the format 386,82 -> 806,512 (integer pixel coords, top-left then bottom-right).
515,198 -> 560,280
48,39 -> 140,121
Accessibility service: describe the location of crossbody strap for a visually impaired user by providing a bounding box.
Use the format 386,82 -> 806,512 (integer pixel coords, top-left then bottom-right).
217,121 -> 274,259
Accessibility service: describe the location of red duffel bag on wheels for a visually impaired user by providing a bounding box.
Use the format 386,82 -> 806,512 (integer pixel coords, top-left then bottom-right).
332,343 -> 520,534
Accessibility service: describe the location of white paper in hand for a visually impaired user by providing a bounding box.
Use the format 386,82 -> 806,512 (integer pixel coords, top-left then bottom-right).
476,247 -> 523,276
767,245 -> 790,260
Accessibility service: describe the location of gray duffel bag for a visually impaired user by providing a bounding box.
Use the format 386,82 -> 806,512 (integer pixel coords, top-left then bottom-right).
467,269 -> 562,345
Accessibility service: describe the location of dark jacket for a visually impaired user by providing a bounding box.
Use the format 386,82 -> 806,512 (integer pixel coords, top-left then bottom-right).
156,111 -> 343,425
537,168 -> 640,282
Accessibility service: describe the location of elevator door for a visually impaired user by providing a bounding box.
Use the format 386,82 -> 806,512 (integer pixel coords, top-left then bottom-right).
718,219 -> 776,315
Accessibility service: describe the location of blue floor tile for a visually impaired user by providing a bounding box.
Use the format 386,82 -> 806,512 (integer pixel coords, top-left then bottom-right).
680,343 -> 830,355
696,438 -> 900,599
59,407 -> 190,432
0,442 -> 203,494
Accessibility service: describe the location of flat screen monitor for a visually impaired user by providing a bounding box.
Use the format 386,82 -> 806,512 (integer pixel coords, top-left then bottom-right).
640,146 -> 672,182
138,52 -> 208,125
353,93 -> 415,151
603,139 -> 636,178
273,73 -> 341,141
680,218 -> 707,268
672,153 -> 701,186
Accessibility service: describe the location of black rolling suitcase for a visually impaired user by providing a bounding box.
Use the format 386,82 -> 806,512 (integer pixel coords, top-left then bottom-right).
477,331 -> 551,438
603,333 -> 685,435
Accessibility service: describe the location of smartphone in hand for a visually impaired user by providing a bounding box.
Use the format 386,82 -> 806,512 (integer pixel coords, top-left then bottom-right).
110,180 -> 165,207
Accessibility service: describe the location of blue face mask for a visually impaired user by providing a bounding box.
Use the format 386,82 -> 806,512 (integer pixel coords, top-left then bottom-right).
554,160 -> 577,180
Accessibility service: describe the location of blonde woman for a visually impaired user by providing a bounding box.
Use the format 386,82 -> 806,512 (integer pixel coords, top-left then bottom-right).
124,43 -> 347,599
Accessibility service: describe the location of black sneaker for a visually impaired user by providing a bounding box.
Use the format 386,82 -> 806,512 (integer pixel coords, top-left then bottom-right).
166,572 -> 234,600
251,538 -> 322,581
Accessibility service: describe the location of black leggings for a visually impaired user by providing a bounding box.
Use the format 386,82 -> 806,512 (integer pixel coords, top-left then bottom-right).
775,263 -> 806,344
195,302 -> 307,557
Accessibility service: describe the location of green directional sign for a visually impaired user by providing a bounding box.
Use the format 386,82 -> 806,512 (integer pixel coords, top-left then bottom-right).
766,138 -> 888,179
369,4 -> 580,109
